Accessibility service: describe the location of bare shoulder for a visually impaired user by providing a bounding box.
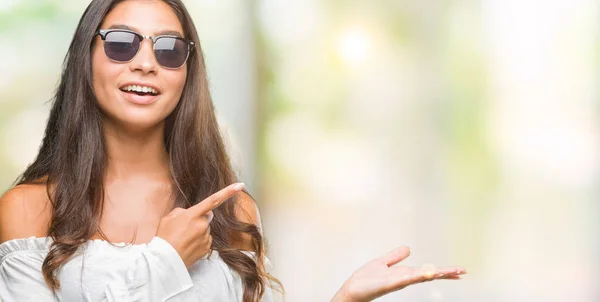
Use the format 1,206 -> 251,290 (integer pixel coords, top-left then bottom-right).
234,191 -> 263,230
0,183 -> 52,243
230,190 -> 263,251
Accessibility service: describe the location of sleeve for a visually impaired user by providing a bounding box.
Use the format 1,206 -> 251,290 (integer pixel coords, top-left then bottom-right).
187,250 -> 283,302
255,254 -> 284,302
0,250 -> 58,301
102,236 -> 198,302
0,237 -> 197,302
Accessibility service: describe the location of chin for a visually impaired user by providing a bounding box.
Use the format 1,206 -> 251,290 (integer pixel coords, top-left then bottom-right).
98,96 -> 176,132
102,111 -> 167,133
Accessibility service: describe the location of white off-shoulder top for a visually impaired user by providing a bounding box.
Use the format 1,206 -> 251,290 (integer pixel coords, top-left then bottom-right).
0,236 -> 280,301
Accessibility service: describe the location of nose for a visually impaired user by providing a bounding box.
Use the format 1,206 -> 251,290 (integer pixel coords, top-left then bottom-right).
129,37 -> 158,74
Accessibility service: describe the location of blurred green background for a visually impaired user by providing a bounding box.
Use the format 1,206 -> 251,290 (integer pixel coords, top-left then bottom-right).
1,0 -> 599,301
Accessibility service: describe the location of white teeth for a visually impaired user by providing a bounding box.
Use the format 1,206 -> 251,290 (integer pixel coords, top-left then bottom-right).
122,85 -> 158,94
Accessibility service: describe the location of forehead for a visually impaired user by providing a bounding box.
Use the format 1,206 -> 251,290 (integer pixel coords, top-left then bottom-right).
100,0 -> 184,37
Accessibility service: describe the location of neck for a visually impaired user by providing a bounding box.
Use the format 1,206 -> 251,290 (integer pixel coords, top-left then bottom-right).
103,121 -> 171,182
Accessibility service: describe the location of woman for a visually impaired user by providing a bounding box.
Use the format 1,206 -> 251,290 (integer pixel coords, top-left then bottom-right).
0,0 -> 466,301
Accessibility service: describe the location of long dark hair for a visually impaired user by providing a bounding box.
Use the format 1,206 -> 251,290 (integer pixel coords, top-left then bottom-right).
15,0 -> 278,300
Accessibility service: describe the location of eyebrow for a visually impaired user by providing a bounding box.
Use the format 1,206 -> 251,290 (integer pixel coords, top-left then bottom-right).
107,24 -> 183,38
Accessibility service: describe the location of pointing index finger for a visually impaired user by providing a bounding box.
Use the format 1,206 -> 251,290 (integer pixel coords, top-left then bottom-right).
189,183 -> 244,216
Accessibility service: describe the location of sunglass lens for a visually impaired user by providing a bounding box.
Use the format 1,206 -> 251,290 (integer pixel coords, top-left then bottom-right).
104,31 -> 140,62
154,37 -> 189,68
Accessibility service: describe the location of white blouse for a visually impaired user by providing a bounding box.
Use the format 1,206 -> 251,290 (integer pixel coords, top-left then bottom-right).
0,236 -> 280,301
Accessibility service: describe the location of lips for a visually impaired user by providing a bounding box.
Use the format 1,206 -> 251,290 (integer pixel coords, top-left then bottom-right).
119,89 -> 160,105
118,82 -> 162,105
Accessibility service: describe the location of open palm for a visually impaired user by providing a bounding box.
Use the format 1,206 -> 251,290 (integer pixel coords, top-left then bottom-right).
332,247 -> 466,302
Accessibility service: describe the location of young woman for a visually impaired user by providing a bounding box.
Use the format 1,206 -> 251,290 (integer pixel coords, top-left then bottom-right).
0,0 -> 466,301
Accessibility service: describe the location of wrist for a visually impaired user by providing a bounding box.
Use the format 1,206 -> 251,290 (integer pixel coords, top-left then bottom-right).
331,285 -> 357,302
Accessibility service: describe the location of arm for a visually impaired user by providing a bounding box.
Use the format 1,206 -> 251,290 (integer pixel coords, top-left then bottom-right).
229,192 -> 284,301
0,187 -> 57,301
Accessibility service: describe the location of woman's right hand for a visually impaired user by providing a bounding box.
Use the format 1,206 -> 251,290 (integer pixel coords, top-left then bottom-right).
155,182 -> 245,267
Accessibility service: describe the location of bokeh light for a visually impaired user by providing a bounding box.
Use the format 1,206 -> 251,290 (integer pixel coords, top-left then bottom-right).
337,28 -> 372,65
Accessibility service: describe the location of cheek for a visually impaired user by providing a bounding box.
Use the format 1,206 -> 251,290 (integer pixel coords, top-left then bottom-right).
164,68 -> 187,105
173,66 -> 187,93
91,48 -> 122,105
91,48 -> 111,98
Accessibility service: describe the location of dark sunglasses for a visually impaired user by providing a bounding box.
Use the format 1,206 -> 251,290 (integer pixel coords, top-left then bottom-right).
96,29 -> 195,69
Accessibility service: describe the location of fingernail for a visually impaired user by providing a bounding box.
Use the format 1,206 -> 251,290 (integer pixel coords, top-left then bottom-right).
233,182 -> 245,190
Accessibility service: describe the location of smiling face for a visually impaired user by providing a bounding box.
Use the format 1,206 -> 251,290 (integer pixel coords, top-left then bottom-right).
92,0 -> 187,131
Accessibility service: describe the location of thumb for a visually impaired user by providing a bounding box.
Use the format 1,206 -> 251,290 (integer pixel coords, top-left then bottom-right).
380,246 -> 411,267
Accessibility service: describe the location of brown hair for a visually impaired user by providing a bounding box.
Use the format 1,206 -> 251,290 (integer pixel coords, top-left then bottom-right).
15,0 -> 279,300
